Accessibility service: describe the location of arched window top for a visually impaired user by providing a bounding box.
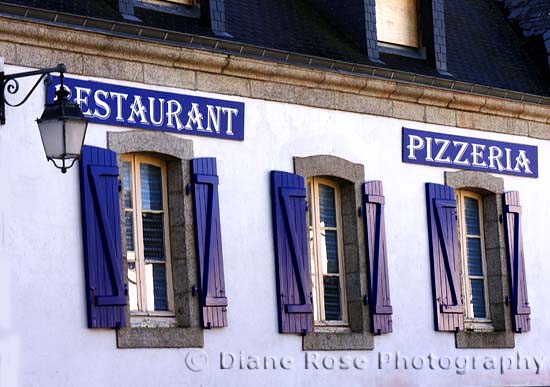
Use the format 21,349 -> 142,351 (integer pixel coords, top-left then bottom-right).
294,155 -> 364,183
108,131 -> 193,160
445,170 -> 504,195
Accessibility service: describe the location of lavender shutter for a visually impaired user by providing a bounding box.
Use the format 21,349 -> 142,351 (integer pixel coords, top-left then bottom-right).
425,183 -> 464,332
191,158 -> 228,328
503,191 -> 531,333
363,181 -> 393,334
270,171 -> 313,334
79,145 -> 126,329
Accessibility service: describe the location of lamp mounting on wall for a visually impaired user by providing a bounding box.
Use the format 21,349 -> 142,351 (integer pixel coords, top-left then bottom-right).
0,63 -> 88,173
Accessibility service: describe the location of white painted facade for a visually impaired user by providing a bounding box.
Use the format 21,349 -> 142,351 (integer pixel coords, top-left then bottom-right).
0,64 -> 548,387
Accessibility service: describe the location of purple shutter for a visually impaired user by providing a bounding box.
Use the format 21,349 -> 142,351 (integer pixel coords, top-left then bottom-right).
425,183 -> 464,332
191,158 -> 228,328
363,181 -> 393,334
270,171 -> 313,334
503,191 -> 531,333
79,145 -> 126,329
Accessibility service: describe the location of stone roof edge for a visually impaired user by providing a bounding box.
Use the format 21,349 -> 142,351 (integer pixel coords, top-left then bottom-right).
1,16 -> 550,139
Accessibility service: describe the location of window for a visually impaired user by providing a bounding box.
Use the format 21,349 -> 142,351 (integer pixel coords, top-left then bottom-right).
457,191 -> 491,329
80,131 -> 227,347
375,0 -> 420,48
424,170 -> 531,349
271,156 -> 392,350
122,154 -> 174,316
109,130 -> 204,348
307,177 -> 347,326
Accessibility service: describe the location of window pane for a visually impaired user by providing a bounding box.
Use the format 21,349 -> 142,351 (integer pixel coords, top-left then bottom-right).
142,213 -> 165,262
127,262 -> 138,311
140,163 -> 163,210
144,263 -> 169,311
467,237 -> 483,276
152,264 -> 169,311
471,279 -> 487,318
464,197 -> 481,236
322,230 -> 339,274
323,276 -> 342,321
319,184 -> 336,227
122,161 -> 133,208
125,211 -> 134,252
376,0 -> 419,47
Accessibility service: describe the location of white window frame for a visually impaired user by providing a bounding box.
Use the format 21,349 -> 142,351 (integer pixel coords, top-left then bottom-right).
123,154 -> 175,317
307,177 -> 348,326
457,190 -> 492,330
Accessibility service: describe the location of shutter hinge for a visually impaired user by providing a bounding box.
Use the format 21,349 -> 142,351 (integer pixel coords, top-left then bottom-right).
505,296 -> 510,305
118,180 -> 122,192
185,184 -> 192,195
357,206 -> 362,217
305,200 -> 308,212
191,285 -> 198,297
499,214 -> 503,224
363,294 -> 368,305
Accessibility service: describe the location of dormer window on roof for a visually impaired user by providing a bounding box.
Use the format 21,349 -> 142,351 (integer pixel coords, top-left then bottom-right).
375,0 -> 420,48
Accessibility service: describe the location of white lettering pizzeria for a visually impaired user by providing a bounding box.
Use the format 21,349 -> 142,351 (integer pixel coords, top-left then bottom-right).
402,128 -> 538,177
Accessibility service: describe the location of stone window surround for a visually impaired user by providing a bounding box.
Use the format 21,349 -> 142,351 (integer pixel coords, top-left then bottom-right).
294,155 -> 374,351
109,130 -> 203,348
445,170 -> 514,349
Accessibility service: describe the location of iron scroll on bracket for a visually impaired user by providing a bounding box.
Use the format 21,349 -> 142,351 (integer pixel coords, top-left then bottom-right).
0,63 -> 67,125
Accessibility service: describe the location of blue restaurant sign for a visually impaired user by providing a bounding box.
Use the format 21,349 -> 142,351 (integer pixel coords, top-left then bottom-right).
46,76 -> 245,141
402,127 -> 538,178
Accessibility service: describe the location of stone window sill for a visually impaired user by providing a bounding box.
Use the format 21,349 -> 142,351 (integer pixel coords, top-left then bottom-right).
117,327 -> 203,348
303,331 -> 373,351
455,330 -> 514,349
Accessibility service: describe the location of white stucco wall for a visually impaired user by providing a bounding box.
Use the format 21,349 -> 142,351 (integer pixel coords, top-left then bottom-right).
1,65 -> 549,387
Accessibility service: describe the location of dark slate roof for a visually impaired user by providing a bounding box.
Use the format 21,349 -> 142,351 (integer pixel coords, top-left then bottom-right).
445,0 -> 549,94
503,0 -> 550,37
1,0 -> 549,96
223,0 -> 365,63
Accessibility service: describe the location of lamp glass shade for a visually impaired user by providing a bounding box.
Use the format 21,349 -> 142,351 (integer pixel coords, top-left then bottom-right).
37,118 -> 65,159
37,99 -> 88,162
64,118 -> 88,156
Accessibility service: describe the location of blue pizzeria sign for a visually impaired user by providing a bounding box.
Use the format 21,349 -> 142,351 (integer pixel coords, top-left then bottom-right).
46,76 -> 245,141
402,127 -> 538,178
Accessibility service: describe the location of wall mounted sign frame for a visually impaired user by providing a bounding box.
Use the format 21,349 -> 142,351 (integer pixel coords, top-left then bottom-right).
47,76 -> 245,141
402,127 -> 538,178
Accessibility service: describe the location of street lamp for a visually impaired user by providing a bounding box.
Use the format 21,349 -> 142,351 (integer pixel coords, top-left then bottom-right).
0,63 -> 88,173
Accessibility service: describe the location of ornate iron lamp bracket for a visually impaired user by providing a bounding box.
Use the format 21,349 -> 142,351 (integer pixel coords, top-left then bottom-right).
0,63 -> 67,124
